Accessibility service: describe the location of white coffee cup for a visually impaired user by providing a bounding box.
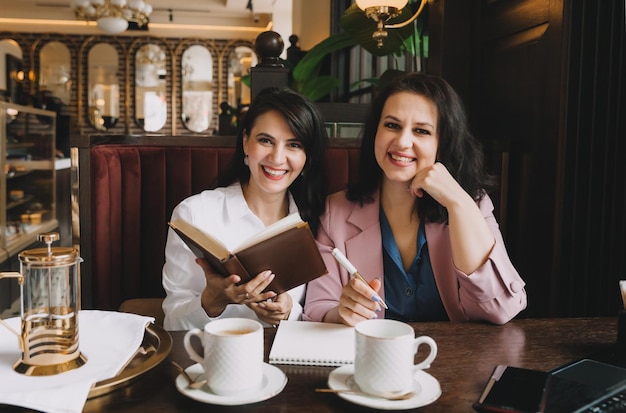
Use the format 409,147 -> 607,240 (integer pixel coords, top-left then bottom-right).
183,318 -> 264,396
354,319 -> 437,397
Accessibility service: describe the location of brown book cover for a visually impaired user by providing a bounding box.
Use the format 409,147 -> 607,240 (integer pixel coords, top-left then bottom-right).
168,214 -> 328,294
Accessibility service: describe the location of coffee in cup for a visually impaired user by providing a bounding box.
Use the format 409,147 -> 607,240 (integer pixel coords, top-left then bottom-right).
354,319 -> 437,398
183,318 -> 263,396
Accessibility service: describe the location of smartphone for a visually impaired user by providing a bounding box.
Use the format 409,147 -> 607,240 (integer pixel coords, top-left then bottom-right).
473,365 -> 549,413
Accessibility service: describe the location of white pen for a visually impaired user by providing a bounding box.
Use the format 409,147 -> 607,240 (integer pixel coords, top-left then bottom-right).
331,247 -> 388,310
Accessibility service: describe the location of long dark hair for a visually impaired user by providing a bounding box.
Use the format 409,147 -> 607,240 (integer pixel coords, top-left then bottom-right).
216,87 -> 328,235
347,72 -> 496,223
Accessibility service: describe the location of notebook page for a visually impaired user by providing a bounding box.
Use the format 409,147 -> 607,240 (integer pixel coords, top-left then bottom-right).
269,321 -> 355,366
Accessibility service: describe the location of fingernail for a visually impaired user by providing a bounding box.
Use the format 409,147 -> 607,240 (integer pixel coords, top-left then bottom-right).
372,314 -> 378,319
376,305 -> 382,312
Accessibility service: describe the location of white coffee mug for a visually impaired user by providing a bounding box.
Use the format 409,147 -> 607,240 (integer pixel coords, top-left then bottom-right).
354,319 -> 437,397
183,318 -> 264,396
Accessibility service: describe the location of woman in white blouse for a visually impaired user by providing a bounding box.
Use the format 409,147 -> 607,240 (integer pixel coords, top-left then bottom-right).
162,88 -> 328,330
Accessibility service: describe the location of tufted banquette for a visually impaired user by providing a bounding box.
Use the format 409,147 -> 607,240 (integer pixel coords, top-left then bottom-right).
71,135 -> 361,325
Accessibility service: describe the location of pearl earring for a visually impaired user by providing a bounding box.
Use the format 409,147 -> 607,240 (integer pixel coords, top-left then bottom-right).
243,154 -> 249,166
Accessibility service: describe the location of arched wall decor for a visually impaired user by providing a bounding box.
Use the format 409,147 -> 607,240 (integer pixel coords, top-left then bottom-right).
78,36 -> 128,133
217,39 -> 257,108
0,37 -> 26,104
38,41 -> 73,105
0,31 -> 254,137
176,40 -> 218,133
130,38 -> 172,134
88,43 -> 121,131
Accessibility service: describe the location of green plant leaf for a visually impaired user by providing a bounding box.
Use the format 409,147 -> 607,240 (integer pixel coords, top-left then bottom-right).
241,74 -> 250,87
292,31 -> 356,83
349,77 -> 379,90
298,76 -> 340,102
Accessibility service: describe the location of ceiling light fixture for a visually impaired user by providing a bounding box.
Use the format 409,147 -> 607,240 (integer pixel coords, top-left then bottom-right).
73,0 -> 153,34
355,0 -> 427,48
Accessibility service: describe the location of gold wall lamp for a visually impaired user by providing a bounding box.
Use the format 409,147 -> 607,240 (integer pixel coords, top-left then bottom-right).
355,0 -> 427,48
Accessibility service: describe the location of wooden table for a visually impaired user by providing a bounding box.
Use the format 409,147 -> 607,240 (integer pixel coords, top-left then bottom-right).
6,317 -> 623,412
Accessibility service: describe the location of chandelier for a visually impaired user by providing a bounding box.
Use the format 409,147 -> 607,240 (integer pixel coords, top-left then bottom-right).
73,0 -> 153,34
355,0 -> 427,48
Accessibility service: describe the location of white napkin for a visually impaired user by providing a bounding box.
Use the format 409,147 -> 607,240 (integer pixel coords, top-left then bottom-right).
0,310 -> 153,413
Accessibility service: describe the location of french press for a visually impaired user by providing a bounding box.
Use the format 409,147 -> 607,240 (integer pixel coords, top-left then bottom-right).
0,232 -> 87,376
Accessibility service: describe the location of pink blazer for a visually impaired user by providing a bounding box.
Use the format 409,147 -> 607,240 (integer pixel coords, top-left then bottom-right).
304,190 -> 527,325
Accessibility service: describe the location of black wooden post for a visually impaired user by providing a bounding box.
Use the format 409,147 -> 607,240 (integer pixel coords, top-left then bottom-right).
250,31 -> 289,100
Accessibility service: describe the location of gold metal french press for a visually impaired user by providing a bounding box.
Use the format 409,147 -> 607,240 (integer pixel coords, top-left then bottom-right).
0,232 -> 87,375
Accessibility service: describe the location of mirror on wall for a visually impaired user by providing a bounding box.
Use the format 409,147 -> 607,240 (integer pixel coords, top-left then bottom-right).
135,43 -> 167,132
88,43 -> 119,130
227,46 -> 257,112
181,45 -> 213,133
0,39 -> 25,104
39,41 -> 72,104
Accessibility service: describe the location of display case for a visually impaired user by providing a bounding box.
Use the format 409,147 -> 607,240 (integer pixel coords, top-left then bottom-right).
0,102 -> 58,263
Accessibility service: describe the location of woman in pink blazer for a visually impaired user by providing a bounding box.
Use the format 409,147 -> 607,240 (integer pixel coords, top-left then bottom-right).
304,73 -> 527,326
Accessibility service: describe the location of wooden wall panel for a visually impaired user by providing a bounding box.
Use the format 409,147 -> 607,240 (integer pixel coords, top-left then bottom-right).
472,0 -> 626,317
557,0 -> 626,316
471,0 -> 564,317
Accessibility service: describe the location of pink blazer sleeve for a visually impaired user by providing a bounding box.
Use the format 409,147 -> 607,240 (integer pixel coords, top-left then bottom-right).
303,191 -> 380,322
428,195 -> 527,324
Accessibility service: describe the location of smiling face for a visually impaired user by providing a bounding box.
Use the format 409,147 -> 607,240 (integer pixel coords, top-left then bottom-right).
374,91 -> 439,185
242,109 -> 307,198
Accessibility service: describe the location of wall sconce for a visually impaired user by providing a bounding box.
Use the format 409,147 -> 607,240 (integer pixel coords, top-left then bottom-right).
10,69 -> 26,83
355,0 -> 427,48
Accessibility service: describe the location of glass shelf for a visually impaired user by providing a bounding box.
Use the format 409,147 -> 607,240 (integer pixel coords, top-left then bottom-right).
1,102 -> 58,262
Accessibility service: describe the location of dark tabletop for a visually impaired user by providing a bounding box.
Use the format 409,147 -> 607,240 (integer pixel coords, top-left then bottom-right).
3,317 -> 621,412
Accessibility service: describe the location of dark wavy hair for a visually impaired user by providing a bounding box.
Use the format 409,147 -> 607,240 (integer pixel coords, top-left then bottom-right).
216,87 -> 328,235
347,72 -> 496,223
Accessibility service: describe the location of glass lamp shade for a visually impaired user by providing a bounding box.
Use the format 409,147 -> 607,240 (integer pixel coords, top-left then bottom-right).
355,0 -> 408,10
128,0 -> 146,10
97,16 -> 129,33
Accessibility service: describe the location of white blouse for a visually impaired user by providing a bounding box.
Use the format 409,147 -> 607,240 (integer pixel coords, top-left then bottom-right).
162,183 -> 304,330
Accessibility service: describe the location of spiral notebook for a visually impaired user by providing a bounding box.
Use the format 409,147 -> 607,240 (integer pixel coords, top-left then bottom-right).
269,321 -> 355,366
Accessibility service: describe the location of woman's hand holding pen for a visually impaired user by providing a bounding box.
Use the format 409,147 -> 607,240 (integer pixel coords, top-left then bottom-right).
334,278 -> 383,327
326,248 -> 387,326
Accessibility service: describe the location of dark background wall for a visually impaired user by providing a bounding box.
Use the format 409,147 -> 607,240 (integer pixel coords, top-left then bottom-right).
429,0 -> 625,318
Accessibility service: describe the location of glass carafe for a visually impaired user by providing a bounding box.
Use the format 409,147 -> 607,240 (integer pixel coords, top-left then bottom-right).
0,232 -> 87,375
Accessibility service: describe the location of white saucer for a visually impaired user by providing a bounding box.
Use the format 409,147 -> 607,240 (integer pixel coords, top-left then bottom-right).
175,362 -> 287,406
327,365 -> 441,410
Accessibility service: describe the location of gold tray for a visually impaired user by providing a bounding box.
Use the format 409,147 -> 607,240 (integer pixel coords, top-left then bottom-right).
87,324 -> 173,399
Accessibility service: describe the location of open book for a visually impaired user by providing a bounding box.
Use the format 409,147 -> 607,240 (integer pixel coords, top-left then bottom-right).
269,321 -> 355,366
168,213 -> 328,294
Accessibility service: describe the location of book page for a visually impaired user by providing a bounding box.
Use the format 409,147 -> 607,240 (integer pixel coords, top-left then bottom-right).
269,321 -> 355,366
234,213 -> 303,252
168,219 -> 230,260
